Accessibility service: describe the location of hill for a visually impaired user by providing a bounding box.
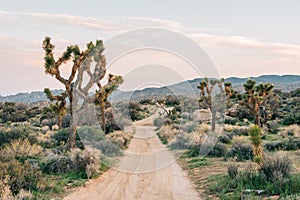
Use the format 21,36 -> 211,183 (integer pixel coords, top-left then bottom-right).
1,75 -> 300,103
111,74 -> 300,102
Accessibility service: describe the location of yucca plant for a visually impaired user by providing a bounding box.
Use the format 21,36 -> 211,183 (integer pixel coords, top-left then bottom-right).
249,125 -> 263,167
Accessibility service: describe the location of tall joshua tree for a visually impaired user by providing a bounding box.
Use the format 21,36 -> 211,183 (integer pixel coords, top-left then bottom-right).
242,79 -> 274,127
197,78 -> 232,132
42,37 -> 120,149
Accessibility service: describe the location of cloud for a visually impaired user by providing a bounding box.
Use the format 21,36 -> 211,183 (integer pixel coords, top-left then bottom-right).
26,12 -> 118,31
189,33 -> 300,58
0,10 -> 119,32
121,16 -> 182,30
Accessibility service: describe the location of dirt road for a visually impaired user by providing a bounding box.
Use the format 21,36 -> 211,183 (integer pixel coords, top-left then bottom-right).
64,118 -> 200,200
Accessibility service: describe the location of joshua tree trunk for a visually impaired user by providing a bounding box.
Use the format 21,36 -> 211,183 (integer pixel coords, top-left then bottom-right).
211,111 -> 216,132
68,121 -> 77,150
254,101 -> 261,127
58,115 -> 63,129
101,101 -> 106,133
68,92 -> 76,150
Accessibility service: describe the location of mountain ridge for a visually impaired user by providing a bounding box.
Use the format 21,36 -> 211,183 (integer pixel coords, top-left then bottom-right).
1,75 -> 300,103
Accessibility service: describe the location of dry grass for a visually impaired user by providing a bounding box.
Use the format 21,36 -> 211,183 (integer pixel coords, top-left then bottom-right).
159,125 -> 179,143
280,124 -> 300,138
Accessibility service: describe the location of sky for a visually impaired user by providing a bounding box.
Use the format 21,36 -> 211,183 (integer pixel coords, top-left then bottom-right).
0,0 -> 300,95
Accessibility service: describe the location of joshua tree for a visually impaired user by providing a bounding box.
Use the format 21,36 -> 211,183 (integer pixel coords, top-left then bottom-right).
242,79 -> 274,127
197,78 -> 231,132
42,37 -> 122,149
95,74 -> 123,133
44,88 -> 66,129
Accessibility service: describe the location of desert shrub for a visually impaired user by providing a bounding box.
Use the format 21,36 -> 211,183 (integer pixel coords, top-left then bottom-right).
0,160 -> 38,196
67,126 -> 123,156
153,117 -> 172,128
282,113 -> 300,125
218,132 -> 233,144
264,141 -> 284,152
128,102 -> 145,121
265,137 -> 300,151
207,158 -> 300,199
281,125 -> 300,138
0,176 -> 14,199
0,126 -> 37,148
207,143 -> 228,157
41,118 -> 56,128
237,108 -> 253,121
267,121 -> 280,134
107,131 -> 132,149
85,162 -> 99,179
0,139 -> 42,163
41,149 -> 100,177
40,155 -> 75,174
224,117 -> 238,125
1,103 -> 30,123
94,139 -> 123,157
187,143 -> 202,157
168,133 -> 191,150
52,128 -> 84,149
165,95 -> 180,106
62,114 -> 71,128
158,125 -> 178,144
227,137 -> 253,161
0,139 -> 42,194
231,126 -> 249,136
139,98 -> 153,105
0,157 -> 41,195
227,163 -> 238,178
104,109 -> 122,134
181,121 -> 198,133
261,154 -> 293,184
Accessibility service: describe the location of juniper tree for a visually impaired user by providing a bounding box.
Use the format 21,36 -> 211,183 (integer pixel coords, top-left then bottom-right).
242,79 -> 274,127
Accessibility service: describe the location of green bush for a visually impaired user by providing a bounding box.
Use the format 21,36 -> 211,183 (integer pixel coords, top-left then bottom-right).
227,140 -> 253,161
40,156 -> 75,174
265,137 -> 300,151
282,113 -> 300,125
231,127 -> 249,136
218,133 -> 233,144
207,160 -> 300,199
0,126 -> 37,147
207,143 -> 228,157
224,117 -> 238,125
40,149 -> 100,177
52,128 -> 84,149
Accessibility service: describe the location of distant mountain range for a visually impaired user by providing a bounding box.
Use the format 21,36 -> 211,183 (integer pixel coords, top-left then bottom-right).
1,75 -> 300,103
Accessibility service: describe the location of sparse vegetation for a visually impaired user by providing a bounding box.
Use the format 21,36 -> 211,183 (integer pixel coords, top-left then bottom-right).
1,45 -> 300,200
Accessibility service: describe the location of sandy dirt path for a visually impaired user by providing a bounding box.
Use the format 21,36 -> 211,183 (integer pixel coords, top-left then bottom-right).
64,117 -> 200,200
